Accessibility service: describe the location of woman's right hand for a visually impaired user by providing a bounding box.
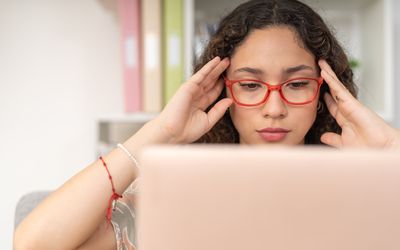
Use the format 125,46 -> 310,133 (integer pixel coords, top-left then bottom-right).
153,56 -> 232,144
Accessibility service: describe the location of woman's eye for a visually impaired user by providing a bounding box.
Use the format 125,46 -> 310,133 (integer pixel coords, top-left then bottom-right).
287,81 -> 309,88
239,82 -> 262,90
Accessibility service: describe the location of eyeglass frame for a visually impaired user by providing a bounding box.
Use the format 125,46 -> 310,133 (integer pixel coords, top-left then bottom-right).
223,76 -> 324,107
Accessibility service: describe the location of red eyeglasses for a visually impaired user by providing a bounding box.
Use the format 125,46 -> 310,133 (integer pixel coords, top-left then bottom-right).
224,76 -> 324,107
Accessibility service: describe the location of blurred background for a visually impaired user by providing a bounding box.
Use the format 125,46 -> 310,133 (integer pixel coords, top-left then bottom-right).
1,0 -> 399,248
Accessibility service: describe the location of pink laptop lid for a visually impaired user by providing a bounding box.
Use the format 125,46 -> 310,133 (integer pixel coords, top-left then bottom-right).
138,145 -> 400,250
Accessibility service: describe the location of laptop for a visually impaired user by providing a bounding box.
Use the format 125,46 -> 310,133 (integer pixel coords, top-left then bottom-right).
137,145 -> 400,250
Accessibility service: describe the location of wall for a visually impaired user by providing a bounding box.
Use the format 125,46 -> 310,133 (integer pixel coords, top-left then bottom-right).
0,1 -> 123,248
360,0 -> 385,115
394,0 -> 400,127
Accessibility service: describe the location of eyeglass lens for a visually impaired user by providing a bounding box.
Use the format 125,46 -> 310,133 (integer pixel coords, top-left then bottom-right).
231,78 -> 319,105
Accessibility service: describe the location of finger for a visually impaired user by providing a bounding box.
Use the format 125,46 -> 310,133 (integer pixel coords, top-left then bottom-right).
198,80 -> 225,110
320,66 -> 363,120
203,57 -> 230,91
322,74 -> 362,125
324,92 -> 347,127
318,60 -> 352,103
188,57 -> 229,88
320,132 -> 342,148
189,57 -> 221,85
318,59 -> 341,82
206,98 -> 233,129
321,70 -> 349,104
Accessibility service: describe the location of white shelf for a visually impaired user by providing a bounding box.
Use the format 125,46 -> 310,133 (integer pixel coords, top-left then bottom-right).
96,112 -> 159,123
96,112 -> 159,157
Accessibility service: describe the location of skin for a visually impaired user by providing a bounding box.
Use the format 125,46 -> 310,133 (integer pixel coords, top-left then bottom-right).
226,27 -> 319,145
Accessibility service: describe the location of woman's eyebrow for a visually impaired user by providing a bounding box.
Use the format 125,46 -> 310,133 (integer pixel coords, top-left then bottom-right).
233,67 -> 264,75
284,65 -> 315,74
232,65 -> 315,76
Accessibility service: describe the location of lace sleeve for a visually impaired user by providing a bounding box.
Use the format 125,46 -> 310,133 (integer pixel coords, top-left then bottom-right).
111,181 -> 139,250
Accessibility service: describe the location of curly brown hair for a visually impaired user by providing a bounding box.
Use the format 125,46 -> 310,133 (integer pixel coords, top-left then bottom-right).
194,0 -> 357,144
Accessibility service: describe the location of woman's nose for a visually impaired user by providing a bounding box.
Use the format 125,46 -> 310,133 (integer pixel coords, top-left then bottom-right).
260,90 -> 288,118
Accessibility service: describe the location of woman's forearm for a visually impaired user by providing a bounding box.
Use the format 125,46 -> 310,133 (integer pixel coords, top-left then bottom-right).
14,120 -> 166,250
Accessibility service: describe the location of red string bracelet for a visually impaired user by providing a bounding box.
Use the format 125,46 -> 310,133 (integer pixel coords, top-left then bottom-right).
99,156 -> 123,222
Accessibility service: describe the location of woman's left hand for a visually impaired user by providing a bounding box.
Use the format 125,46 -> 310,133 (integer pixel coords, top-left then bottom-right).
318,59 -> 400,149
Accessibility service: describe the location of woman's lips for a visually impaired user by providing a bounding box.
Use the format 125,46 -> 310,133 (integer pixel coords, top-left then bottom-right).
256,128 -> 291,142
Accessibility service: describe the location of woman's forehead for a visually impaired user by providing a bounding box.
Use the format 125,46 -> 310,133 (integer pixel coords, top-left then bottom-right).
233,27 -> 312,57
229,27 -> 316,73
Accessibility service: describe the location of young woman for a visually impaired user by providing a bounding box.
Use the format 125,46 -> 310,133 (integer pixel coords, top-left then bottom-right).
14,0 -> 400,249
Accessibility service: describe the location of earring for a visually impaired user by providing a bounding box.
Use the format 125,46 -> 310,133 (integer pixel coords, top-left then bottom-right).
317,101 -> 324,113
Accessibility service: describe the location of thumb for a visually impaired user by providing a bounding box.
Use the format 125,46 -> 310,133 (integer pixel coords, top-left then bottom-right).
206,98 -> 233,128
321,132 -> 342,148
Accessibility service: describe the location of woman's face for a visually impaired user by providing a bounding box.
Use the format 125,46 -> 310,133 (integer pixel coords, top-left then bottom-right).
226,26 -> 319,145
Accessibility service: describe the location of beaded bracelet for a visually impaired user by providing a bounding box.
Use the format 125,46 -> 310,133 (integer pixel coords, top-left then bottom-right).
117,143 -> 141,194
117,143 -> 140,169
99,156 -> 123,222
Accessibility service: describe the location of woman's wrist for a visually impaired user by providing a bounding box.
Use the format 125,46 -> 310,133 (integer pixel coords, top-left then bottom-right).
391,128 -> 400,149
124,119 -> 170,147
122,118 -> 173,168
384,127 -> 400,149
